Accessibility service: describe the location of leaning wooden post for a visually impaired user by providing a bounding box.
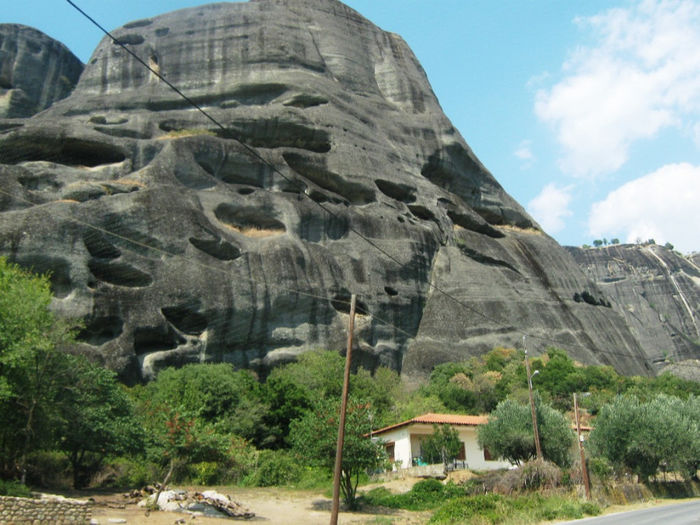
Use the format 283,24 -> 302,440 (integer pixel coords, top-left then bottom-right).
330,294 -> 356,525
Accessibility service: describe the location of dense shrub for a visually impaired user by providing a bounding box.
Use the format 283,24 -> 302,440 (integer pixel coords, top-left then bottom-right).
242,450 -> 302,487
0,479 -> 33,497
428,493 -> 600,524
362,480 -> 466,511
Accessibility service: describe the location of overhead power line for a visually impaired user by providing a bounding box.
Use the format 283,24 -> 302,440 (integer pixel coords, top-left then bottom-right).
7,0 -> 681,370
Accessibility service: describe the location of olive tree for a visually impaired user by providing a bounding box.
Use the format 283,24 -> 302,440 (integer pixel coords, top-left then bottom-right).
588,394 -> 699,481
477,396 -> 575,468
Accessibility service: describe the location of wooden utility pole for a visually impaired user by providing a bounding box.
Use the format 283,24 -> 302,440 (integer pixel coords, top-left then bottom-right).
330,294 -> 356,525
524,343 -> 543,461
574,393 -> 591,500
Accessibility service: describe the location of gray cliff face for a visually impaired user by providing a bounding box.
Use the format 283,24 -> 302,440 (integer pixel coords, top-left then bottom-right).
0,25 -> 84,118
0,0 -> 662,382
566,244 -> 700,368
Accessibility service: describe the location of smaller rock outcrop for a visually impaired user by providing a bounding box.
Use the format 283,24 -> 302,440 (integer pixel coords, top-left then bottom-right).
0,24 -> 83,118
566,244 -> 700,371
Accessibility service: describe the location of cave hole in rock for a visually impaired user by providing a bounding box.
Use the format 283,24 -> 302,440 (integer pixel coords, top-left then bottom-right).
0,135 -> 126,166
331,292 -> 369,316
216,119 -> 331,153
448,210 -> 504,239
77,316 -> 124,346
457,244 -> 520,274
133,326 -> 184,355
25,40 -> 42,54
238,187 -> 255,195
161,303 -> 208,335
283,93 -> 329,108
214,203 -> 286,237
123,19 -> 153,29
188,237 -> 242,261
227,83 -> 289,106
283,152 -> 375,205
384,286 -> 398,296
408,204 -> 436,222
375,179 -> 416,203
88,259 -> 153,287
83,229 -> 121,259
114,33 -> 145,45
14,255 -> 72,298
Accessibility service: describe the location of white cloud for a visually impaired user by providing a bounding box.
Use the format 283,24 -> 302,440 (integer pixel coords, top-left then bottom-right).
514,140 -> 535,163
588,163 -> 700,252
535,0 -> 700,177
527,184 -> 573,234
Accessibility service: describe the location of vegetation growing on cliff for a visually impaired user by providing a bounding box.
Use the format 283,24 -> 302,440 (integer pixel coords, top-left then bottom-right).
1,261 -> 698,504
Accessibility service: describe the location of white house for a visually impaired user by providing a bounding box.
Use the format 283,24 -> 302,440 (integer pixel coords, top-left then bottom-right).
371,413 -> 513,471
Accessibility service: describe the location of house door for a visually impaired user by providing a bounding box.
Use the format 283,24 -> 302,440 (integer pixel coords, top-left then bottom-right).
457,442 -> 466,461
385,443 -> 395,462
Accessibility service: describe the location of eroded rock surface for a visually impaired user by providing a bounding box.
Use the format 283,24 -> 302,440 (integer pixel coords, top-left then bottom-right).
0,0 -> 675,382
0,24 -> 83,118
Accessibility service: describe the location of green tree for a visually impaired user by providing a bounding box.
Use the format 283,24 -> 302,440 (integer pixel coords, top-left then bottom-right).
593,239 -> 603,247
289,399 -> 387,508
589,394 -> 700,481
421,424 -> 462,469
477,396 -> 575,468
0,258 -> 79,481
135,364 -> 269,444
56,356 -> 144,488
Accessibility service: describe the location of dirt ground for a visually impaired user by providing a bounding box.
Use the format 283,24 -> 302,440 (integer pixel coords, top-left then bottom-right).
87,478 -> 431,525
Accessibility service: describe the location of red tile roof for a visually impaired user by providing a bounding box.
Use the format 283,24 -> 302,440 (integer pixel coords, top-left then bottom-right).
371,412 -> 592,436
372,413 -> 489,436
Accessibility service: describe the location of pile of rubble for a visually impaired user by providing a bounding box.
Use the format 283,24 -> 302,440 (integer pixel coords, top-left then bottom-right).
127,487 -> 254,519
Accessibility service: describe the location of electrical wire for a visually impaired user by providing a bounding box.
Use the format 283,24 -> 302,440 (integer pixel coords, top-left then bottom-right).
3,0 -> 693,372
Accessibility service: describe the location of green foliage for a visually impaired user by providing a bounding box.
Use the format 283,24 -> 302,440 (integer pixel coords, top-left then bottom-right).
135,363 -> 268,444
428,493 -> 600,524
421,349 -> 523,415
421,424 -> 462,466
0,479 -> 33,498
588,394 -> 700,481
247,449 -> 303,487
477,396 -> 575,467
289,398 -> 387,508
55,355 -> 144,488
363,479 -> 466,511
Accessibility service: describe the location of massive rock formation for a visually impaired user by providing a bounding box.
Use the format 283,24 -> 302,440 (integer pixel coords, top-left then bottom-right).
0,0 -> 688,383
567,244 -> 700,373
0,24 -> 83,118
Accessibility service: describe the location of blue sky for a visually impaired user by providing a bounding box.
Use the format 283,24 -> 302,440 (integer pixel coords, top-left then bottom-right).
6,0 -> 700,253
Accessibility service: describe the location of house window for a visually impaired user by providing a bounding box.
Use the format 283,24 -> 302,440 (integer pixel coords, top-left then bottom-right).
483,447 -> 493,461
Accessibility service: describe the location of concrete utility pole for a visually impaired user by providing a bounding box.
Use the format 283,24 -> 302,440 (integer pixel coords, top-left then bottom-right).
524,339 -> 543,461
574,393 -> 591,500
330,294 -> 356,525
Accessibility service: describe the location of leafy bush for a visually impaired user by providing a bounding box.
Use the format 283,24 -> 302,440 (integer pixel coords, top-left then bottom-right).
428,493 -> 600,524
248,450 -> 303,487
97,457 -> 162,488
0,479 -> 33,497
362,480 -> 466,511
